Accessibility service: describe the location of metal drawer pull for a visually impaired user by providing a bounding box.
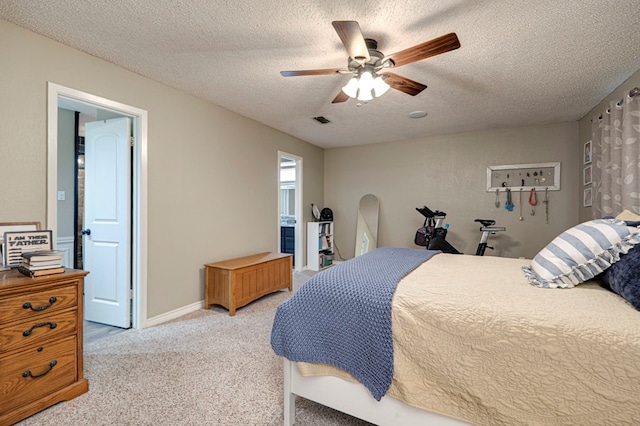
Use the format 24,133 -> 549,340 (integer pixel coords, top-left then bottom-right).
23,296 -> 57,311
23,322 -> 58,337
22,360 -> 57,378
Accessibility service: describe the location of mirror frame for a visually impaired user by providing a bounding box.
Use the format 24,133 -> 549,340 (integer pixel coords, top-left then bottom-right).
355,194 -> 380,257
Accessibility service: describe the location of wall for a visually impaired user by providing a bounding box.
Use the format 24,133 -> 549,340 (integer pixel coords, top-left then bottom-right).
0,19 -> 324,320
325,122 -> 579,260
577,68 -> 640,222
57,108 -> 75,238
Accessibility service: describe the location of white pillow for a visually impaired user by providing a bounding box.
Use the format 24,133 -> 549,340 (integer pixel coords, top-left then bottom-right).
522,219 -> 640,288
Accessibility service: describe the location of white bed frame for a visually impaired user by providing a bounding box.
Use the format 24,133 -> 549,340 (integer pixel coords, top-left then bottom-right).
283,360 -> 470,426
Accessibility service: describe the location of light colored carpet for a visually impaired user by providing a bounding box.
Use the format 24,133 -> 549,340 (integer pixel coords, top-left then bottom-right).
16,270 -> 371,425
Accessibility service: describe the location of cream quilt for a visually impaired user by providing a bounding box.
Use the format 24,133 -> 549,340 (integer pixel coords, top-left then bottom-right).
298,254 -> 640,425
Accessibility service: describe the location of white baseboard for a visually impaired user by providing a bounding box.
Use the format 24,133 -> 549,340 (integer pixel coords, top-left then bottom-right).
145,300 -> 204,328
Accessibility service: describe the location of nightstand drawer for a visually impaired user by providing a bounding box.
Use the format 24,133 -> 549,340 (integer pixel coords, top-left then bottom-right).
0,284 -> 77,324
0,335 -> 77,413
0,309 -> 77,354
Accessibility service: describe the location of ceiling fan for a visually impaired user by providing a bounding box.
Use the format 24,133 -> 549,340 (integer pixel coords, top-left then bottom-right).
280,21 -> 460,103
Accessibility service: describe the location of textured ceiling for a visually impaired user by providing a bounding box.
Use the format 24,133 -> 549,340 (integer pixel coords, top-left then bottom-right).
1,0 -> 639,149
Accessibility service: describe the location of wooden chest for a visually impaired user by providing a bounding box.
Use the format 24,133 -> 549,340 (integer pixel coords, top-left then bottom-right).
0,269 -> 88,426
204,252 -> 292,316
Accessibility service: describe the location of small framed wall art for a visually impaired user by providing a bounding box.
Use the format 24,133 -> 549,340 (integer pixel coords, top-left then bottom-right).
583,188 -> 593,207
584,140 -> 592,165
583,165 -> 592,186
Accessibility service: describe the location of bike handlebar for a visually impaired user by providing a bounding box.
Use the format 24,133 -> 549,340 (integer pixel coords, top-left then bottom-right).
416,206 -> 447,218
416,206 -> 435,218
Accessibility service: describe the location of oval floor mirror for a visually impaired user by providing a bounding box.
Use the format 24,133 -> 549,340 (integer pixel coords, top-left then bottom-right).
355,194 -> 380,257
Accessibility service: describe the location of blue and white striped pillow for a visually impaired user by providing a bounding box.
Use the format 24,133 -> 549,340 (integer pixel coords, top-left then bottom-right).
523,219 -> 640,288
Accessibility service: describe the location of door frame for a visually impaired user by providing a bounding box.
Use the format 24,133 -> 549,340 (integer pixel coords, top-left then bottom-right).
278,151 -> 303,272
47,82 -> 148,329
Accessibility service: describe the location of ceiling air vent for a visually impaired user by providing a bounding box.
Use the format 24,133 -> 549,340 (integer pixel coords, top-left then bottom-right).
312,116 -> 331,124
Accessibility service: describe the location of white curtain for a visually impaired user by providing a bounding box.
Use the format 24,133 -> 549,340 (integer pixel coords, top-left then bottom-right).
592,89 -> 640,218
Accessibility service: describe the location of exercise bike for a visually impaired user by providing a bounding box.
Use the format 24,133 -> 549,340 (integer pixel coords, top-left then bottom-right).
415,206 -> 506,256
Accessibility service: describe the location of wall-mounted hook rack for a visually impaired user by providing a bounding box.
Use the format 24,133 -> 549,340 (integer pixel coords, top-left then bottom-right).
486,162 -> 560,192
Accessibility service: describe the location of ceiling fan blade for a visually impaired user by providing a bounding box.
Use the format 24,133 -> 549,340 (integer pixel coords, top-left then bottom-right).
382,72 -> 427,96
332,91 -> 349,103
387,33 -> 460,68
281,68 -> 346,77
331,21 -> 370,63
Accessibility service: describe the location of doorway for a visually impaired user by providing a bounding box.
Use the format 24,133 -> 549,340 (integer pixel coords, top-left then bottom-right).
47,82 -> 148,329
278,152 -> 303,272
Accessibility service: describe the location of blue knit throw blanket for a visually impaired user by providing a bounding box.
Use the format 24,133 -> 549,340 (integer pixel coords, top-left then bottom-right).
270,247 -> 439,400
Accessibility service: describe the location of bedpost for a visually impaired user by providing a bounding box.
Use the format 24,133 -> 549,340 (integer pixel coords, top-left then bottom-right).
283,359 -> 296,426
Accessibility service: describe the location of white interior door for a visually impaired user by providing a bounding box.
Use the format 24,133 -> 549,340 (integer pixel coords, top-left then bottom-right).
84,117 -> 131,328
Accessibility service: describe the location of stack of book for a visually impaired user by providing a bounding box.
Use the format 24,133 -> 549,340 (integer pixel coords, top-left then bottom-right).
18,250 -> 65,277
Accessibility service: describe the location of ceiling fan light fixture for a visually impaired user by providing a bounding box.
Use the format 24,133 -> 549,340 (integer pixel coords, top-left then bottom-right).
358,70 -> 374,92
373,75 -> 390,97
342,69 -> 390,101
342,77 -> 360,98
357,88 -> 374,102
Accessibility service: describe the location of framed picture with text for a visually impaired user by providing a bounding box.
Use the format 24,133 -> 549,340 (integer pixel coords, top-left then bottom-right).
2,229 -> 51,268
0,222 -> 41,270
